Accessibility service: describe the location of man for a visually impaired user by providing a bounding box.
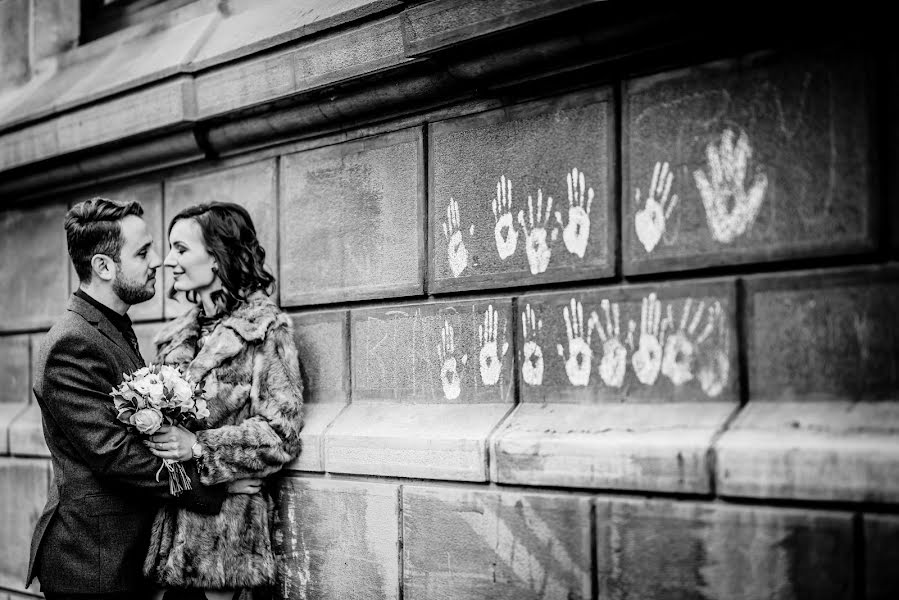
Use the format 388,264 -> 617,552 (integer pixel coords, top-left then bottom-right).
28,198 -> 226,599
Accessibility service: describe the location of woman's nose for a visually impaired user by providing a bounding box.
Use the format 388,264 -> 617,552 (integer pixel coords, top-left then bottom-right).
163,249 -> 177,267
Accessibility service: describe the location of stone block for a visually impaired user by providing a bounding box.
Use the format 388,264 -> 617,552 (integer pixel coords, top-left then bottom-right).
0,404 -> 28,455
69,181 -> 165,322
8,404 -> 48,458
403,485 -> 591,600
195,13 -> 406,118
624,50 -> 875,274
0,202 -> 69,331
285,310 -> 349,472
0,458 -> 51,592
324,402 -> 511,480
0,119 -> 58,171
401,0 -> 594,55
274,476 -> 399,600
164,159 -> 278,315
429,89 -> 614,293
716,401 -> 899,502
596,498 -> 854,600
32,0 -> 79,62
493,402 -> 736,492
280,128 -> 423,305
0,0 -> 29,94
29,333 -> 44,392
865,514 -> 899,600
516,279 -> 737,403
0,335 -> 30,405
747,266 -> 899,403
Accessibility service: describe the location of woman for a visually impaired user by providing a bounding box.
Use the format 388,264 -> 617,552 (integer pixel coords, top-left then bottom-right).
143,202 -> 303,600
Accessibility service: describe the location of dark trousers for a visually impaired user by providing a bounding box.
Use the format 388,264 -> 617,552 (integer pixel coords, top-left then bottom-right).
44,593 -> 155,600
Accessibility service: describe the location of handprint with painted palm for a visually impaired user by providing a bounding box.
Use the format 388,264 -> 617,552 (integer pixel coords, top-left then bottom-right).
589,298 -> 627,388
693,128 -> 768,243
436,319 -> 467,399
478,304 -> 508,386
556,298 -> 593,386
521,303 -> 544,386
661,298 -> 720,387
634,161 -> 679,253
626,293 -> 671,386
555,168 -> 594,258
442,198 -> 468,277
695,301 -> 729,398
517,189 -> 554,275
492,175 -> 519,260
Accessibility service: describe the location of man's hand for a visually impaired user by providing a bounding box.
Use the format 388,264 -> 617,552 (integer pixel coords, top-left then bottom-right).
228,478 -> 263,494
146,425 -> 197,462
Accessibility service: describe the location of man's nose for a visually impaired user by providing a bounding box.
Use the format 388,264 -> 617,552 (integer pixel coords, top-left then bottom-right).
149,248 -> 162,269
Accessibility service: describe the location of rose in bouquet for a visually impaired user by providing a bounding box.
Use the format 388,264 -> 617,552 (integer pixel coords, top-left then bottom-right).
110,364 -> 210,495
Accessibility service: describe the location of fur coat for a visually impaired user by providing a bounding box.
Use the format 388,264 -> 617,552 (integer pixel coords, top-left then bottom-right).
143,291 -> 303,590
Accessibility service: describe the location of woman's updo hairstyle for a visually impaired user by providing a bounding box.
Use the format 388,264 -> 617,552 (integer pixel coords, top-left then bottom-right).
168,202 -> 275,313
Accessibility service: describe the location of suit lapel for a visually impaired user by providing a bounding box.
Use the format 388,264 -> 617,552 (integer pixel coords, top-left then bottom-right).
68,295 -> 145,371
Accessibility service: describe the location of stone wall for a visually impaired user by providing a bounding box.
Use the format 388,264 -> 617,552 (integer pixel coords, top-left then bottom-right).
1,1 -> 898,599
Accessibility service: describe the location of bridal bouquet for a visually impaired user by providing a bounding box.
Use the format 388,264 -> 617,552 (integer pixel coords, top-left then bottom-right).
110,364 -> 211,495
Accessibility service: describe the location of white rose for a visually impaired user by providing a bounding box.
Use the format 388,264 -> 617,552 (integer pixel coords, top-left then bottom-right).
131,378 -> 151,396
131,408 -> 163,435
147,381 -> 166,407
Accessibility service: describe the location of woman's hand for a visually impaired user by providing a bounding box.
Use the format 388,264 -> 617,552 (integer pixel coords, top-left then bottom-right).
228,478 -> 263,494
146,425 -> 197,462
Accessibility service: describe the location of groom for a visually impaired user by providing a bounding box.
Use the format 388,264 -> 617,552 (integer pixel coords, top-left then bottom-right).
28,198 -> 225,600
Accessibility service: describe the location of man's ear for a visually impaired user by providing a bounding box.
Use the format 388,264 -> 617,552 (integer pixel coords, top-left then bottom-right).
90,254 -> 116,282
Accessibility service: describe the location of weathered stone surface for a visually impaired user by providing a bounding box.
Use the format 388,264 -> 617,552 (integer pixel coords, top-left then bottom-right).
195,13 -> 407,118
403,485 -> 591,600
165,159 -> 278,314
747,266 -> 899,402
32,0 -> 79,62
401,0 -> 595,55
274,477 -> 399,600
324,402 -> 511,480
0,119 -> 58,171
716,401 -> 899,502
493,402 -> 736,492
0,0 -> 29,94
69,181 -> 165,322
286,309 -> 350,472
0,203 -> 69,331
352,298 -> 515,404
517,279 -> 737,403
280,128 -> 423,305
8,404 -> 48,458
0,404 -> 28,455
0,335 -> 30,405
192,0 -> 399,69
429,90 -> 614,293
0,458 -> 51,592
865,514 -> 899,600
624,50 -> 874,274
596,498 -> 854,600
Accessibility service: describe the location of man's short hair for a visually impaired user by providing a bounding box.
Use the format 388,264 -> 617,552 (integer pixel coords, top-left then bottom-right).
65,197 -> 144,283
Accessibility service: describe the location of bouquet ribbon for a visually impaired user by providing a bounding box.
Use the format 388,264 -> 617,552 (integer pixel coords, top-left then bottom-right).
156,458 -> 192,496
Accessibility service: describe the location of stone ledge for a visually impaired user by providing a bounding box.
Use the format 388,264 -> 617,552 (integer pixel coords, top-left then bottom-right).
286,403 -> 347,473
324,402 -> 513,481
493,402 -> 737,493
0,404 -> 28,455
8,405 -> 48,458
716,401 -> 899,502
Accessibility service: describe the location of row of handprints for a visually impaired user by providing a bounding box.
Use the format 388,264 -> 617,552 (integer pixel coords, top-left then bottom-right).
440,127 -> 768,277
433,294 -> 731,401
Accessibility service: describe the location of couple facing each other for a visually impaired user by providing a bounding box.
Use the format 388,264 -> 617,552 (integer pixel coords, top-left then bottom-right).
28,197 -> 304,600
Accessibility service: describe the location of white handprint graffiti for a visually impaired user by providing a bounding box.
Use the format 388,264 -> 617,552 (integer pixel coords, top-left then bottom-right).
478,304 -> 509,386
556,298 -> 593,386
521,303 -> 544,386
441,198 -> 468,277
436,319 -> 467,400
492,175 -> 519,260
627,293 -> 671,386
693,128 -> 768,243
634,161 -> 680,253
589,298 -> 627,388
517,189 -> 554,275
555,168 -> 594,258
695,301 -> 729,398
661,298 -> 720,387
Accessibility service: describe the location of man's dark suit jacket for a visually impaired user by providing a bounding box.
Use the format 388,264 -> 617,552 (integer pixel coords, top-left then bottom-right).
28,294 -> 225,594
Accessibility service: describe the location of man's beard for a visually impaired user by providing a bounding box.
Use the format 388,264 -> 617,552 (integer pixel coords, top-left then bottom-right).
113,271 -> 155,305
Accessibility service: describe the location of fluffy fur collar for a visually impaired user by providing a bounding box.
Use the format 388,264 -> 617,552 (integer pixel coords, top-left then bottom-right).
153,291 -> 282,383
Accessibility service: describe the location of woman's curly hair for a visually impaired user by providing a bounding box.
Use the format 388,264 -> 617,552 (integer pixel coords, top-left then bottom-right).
168,202 -> 275,313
